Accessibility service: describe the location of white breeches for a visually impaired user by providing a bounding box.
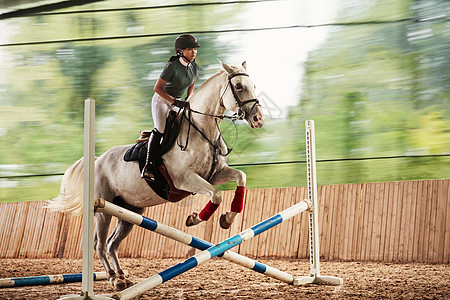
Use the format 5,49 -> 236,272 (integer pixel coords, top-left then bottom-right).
152,93 -> 177,133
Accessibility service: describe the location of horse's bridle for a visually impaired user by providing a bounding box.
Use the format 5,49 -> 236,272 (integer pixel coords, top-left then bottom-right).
186,72 -> 260,121
177,71 -> 261,171
223,72 -> 260,120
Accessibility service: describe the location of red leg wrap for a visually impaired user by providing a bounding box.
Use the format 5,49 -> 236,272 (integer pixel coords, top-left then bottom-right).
231,186 -> 245,213
198,201 -> 219,221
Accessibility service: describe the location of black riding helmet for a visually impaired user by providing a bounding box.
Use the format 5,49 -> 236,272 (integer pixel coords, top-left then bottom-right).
174,34 -> 200,54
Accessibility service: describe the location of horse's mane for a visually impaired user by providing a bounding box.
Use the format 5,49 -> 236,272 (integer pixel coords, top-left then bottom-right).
194,70 -> 225,94
194,64 -> 245,95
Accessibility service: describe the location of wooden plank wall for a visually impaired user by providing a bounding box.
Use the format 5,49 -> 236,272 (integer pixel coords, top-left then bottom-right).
0,179 -> 448,263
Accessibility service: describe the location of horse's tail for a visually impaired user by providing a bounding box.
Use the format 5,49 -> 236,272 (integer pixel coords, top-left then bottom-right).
46,157 -> 89,214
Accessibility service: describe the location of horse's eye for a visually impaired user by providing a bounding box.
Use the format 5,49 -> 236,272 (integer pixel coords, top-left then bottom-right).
235,83 -> 243,91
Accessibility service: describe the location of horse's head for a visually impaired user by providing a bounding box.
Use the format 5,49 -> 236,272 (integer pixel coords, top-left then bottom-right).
219,60 -> 264,129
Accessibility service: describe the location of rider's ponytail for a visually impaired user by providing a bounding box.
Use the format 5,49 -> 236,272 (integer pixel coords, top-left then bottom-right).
168,55 -> 178,62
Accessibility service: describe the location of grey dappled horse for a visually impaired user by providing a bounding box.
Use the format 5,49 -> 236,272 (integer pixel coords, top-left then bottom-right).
47,60 -> 264,290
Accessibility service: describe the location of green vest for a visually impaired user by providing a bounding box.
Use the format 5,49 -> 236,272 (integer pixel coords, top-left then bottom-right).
160,59 -> 199,98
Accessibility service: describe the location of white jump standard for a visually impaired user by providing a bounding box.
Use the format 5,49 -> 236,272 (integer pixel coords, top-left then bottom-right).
295,120 -> 343,285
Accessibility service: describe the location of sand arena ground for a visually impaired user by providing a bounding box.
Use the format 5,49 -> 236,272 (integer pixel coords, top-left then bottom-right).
0,258 -> 448,299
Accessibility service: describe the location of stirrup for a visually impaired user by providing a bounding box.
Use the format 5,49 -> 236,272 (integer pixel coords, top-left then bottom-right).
141,165 -> 156,181
142,172 -> 155,181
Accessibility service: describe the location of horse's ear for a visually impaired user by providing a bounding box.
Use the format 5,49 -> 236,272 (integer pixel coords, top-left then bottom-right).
242,61 -> 247,70
218,58 -> 234,74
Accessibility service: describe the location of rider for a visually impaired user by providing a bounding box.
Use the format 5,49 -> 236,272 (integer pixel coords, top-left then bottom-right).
142,34 -> 200,180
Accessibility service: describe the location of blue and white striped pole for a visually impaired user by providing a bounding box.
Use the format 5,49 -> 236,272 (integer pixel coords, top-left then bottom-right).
0,272 -> 108,288
96,199 -> 306,286
107,199 -> 311,300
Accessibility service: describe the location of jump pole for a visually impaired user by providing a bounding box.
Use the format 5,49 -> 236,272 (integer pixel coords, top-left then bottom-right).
95,198 -> 300,285
108,200 -> 312,300
0,272 -> 112,288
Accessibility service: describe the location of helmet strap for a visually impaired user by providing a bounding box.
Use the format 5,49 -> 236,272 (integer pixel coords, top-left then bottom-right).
178,49 -> 195,64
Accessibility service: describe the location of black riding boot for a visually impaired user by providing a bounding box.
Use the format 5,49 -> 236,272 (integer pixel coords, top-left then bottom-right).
141,129 -> 163,181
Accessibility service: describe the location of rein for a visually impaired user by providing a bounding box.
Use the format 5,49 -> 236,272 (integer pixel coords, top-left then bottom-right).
177,108 -> 234,182
177,107 -> 235,156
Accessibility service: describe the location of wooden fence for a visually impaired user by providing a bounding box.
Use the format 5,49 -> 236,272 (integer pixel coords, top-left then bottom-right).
0,179 -> 448,263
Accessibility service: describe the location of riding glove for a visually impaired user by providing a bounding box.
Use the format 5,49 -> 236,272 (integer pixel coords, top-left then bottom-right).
173,99 -> 189,109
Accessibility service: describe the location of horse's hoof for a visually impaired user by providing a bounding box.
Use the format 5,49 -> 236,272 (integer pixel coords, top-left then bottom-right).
124,278 -> 134,288
113,278 -> 127,291
109,276 -> 127,291
186,212 -> 198,227
117,271 -> 133,288
219,213 -> 231,229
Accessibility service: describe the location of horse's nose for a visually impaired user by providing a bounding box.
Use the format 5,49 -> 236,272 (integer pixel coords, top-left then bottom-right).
251,113 -> 264,128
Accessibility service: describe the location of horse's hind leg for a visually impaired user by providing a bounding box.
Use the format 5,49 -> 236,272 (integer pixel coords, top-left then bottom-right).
106,220 -> 135,289
107,201 -> 145,289
94,211 -> 117,287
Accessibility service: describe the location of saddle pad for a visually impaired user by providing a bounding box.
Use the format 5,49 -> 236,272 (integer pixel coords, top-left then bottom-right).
123,142 -> 146,162
123,141 -> 169,200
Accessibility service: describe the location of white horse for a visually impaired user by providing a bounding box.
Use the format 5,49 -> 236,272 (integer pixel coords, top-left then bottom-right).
47,60 -> 264,290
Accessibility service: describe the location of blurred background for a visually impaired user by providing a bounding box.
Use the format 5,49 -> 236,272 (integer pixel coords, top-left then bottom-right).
0,0 -> 449,203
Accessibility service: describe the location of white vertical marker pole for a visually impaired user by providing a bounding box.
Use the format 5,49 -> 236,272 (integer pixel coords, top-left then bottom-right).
82,98 -> 95,297
59,99 -> 112,300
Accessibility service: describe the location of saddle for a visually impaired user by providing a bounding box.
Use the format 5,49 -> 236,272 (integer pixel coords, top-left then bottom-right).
123,111 -> 191,202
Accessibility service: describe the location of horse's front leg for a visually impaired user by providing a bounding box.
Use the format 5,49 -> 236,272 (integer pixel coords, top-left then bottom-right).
209,165 -> 247,229
174,171 -> 223,227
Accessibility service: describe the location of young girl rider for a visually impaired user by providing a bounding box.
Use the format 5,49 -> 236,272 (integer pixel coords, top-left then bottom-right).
142,34 -> 200,180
